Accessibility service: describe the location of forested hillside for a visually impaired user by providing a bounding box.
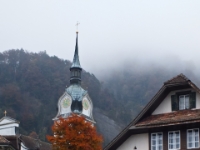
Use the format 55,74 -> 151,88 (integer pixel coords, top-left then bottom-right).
0,49 -> 199,145
0,49 -> 123,145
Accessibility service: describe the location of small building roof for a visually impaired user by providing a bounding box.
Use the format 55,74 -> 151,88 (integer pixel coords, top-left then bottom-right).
0,116 -> 20,125
0,136 -> 10,144
19,135 -> 51,150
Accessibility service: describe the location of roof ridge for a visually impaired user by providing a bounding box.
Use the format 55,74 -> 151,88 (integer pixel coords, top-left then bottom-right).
20,134 -> 51,145
0,116 -> 20,124
164,73 -> 190,85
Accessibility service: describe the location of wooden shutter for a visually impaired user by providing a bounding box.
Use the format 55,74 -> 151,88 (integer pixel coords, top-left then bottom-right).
189,92 -> 196,109
171,95 -> 178,111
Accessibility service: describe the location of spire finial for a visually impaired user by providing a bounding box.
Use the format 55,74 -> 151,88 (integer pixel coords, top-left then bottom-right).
75,22 -> 80,33
4,110 -> 7,116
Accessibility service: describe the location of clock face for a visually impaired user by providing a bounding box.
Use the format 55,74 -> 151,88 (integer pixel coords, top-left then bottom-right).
62,97 -> 71,108
82,98 -> 89,110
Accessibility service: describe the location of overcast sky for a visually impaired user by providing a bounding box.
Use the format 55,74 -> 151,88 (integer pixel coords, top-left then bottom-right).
0,1 -> 200,78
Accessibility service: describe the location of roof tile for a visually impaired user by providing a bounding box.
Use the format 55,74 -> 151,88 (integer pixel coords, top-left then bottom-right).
0,135 -> 10,143
136,109 -> 200,127
164,73 -> 190,85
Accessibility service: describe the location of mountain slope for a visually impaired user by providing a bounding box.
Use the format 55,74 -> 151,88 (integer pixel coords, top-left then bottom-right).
0,49 -> 122,145
1,49 -> 199,146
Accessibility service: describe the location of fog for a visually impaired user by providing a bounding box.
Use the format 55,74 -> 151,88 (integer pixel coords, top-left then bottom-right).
0,1 -> 200,79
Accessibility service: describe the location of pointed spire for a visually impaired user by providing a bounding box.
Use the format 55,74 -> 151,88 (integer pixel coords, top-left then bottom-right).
71,32 -> 82,69
70,32 -> 82,85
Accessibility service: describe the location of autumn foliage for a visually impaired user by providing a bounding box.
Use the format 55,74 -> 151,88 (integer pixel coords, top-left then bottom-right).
47,114 -> 103,150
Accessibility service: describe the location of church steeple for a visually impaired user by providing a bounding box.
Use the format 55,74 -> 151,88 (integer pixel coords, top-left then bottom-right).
53,30 -> 95,123
70,32 -> 82,85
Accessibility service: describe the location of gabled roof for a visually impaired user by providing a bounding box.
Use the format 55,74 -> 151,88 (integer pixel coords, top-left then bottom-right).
3,136 -> 18,149
3,135 -> 51,150
164,73 -> 189,85
19,135 -> 51,150
0,135 -> 17,150
104,73 -> 200,150
0,116 -> 20,125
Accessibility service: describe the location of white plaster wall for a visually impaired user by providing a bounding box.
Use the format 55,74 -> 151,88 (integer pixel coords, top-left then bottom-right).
196,92 -> 200,109
56,93 -> 72,116
82,106 -> 90,116
152,91 -> 173,115
82,96 -> 91,117
60,95 -> 72,114
0,126 -> 16,135
152,88 -> 199,115
117,133 -> 149,150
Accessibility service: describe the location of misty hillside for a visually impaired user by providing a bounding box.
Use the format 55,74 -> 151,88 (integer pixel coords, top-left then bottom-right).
1,49 -> 200,146
0,49 -> 123,146
101,62 -> 200,124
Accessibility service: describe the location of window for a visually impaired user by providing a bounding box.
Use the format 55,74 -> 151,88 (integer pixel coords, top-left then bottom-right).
187,129 -> 199,149
168,131 -> 180,150
151,133 -> 163,150
179,95 -> 189,110
171,92 -> 196,111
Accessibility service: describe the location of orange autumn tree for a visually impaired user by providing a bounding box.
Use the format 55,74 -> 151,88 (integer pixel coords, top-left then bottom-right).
47,114 -> 103,150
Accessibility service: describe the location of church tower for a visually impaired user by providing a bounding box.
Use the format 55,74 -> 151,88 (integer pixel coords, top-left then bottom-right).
53,32 -> 95,123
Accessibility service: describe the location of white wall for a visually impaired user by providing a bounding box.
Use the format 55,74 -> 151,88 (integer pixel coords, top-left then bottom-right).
152,88 -> 200,115
0,117 -> 19,135
0,127 -> 16,135
60,94 -> 72,114
82,94 -> 92,118
196,92 -> 200,109
117,133 -> 149,150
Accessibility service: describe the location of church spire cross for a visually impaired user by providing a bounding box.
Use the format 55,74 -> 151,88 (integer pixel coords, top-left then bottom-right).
75,22 -> 80,33
4,110 -> 7,116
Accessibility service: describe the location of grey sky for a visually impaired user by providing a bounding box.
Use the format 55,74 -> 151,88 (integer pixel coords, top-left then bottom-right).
0,1 -> 200,78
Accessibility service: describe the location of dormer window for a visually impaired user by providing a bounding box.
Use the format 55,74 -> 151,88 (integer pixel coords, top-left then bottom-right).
171,92 -> 196,111
179,94 -> 190,110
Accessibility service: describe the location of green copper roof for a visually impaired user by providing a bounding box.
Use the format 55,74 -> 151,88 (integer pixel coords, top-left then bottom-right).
66,84 -> 87,113
71,32 -> 81,69
66,84 -> 87,101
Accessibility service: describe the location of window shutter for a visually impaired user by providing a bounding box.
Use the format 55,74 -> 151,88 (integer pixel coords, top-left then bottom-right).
171,95 -> 178,111
189,92 -> 196,109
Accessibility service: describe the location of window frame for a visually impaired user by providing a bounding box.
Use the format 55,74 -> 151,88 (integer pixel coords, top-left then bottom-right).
168,130 -> 180,150
179,94 -> 190,110
151,132 -> 163,150
171,91 -> 196,111
187,128 -> 199,149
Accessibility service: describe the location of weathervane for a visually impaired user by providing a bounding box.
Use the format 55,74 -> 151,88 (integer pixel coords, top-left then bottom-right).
76,22 -> 80,33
